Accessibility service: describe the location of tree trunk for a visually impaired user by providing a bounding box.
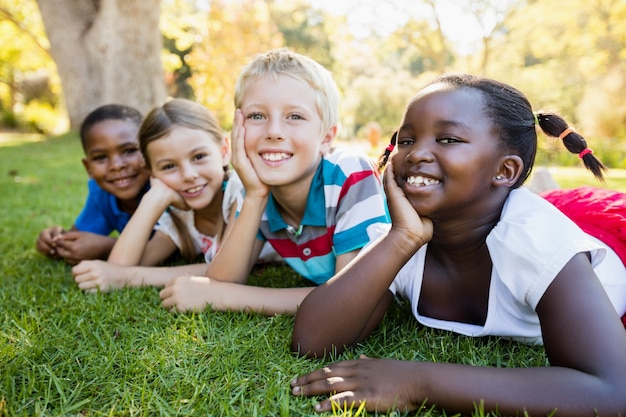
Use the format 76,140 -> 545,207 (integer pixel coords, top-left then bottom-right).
36,0 -> 166,130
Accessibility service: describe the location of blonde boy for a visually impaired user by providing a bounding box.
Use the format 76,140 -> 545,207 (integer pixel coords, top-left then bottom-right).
160,48 -> 390,314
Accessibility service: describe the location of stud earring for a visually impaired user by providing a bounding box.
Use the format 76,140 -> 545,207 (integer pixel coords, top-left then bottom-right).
495,175 -> 503,180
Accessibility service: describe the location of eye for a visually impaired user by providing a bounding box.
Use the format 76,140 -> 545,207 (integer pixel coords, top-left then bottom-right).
247,112 -> 264,120
397,137 -> 414,146
437,136 -> 461,144
287,113 -> 304,120
123,146 -> 140,155
91,154 -> 107,162
193,152 -> 208,162
159,163 -> 175,171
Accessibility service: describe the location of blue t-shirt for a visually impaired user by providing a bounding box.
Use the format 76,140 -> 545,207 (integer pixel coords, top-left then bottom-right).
74,178 -> 149,235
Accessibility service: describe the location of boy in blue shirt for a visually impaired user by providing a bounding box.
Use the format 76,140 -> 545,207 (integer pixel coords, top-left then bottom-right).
36,104 -> 150,265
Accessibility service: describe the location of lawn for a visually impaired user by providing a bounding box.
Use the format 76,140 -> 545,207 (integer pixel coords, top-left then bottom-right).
0,132 -> 618,417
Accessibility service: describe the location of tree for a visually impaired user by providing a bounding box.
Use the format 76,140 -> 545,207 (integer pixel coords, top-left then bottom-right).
186,0 -> 283,128
35,0 -> 167,130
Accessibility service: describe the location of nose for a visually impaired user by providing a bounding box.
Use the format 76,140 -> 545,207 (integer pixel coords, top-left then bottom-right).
404,142 -> 434,164
266,117 -> 284,141
109,153 -> 127,170
180,162 -> 198,181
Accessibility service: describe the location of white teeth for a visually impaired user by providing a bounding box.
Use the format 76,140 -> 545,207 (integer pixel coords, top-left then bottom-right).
406,176 -> 439,186
186,185 -> 203,193
261,152 -> 291,162
113,178 -> 132,186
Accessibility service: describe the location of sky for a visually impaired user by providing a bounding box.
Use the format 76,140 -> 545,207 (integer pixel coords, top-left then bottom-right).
306,0 -> 499,53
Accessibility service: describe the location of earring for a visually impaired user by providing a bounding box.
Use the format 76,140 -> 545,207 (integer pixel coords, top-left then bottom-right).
495,175 -> 503,180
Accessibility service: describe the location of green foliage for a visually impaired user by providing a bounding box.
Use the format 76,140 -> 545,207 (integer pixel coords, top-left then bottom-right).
0,0 -> 62,134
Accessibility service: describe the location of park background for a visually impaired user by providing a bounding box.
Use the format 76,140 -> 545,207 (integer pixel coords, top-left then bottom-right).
1,1 -> 625,416
1,0 -> 626,170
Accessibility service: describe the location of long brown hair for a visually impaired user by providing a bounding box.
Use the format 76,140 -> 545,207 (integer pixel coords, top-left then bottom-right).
139,98 -> 227,261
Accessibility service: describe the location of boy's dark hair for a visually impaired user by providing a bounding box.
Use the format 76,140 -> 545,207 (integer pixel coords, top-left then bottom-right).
79,104 -> 144,151
379,73 -> 606,186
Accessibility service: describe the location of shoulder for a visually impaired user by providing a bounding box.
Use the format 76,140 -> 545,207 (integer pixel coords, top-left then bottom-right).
322,148 -> 378,174
488,187 -> 607,306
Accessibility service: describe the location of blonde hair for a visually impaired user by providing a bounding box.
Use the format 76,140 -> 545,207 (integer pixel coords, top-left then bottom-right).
139,98 -> 226,261
234,48 -> 339,133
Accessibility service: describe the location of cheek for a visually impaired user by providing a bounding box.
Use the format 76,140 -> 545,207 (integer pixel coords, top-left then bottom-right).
152,172 -> 178,189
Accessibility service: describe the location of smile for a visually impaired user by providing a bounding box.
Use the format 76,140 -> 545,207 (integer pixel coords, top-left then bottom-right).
111,177 -> 135,187
261,152 -> 291,162
185,185 -> 204,194
406,176 -> 440,186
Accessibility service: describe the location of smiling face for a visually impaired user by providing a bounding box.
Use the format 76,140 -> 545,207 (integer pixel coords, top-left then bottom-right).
146,126 -> 229,211
392,83 -> 506,219
239,74 -> 335,190
82,119 -> 150,204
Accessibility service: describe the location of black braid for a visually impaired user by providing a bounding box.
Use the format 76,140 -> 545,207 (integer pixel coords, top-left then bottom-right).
536,112 -> 607,181
377,131 -> 398,171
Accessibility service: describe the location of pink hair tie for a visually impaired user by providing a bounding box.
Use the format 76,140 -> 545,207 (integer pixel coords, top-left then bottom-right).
385,144 -> 395,152
558,127 -> 575,141
578,148 -> 593,159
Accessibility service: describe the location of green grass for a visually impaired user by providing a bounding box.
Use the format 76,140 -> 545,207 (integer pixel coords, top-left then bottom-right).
537,165 -> 626,192
1,132 -> 620,417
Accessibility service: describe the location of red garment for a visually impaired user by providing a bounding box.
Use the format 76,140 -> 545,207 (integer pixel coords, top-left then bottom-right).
541,186 -> 626,327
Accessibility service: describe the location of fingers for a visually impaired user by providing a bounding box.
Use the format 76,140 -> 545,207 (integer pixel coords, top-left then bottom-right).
291,361 -> 359,395
291,362 -> 365,413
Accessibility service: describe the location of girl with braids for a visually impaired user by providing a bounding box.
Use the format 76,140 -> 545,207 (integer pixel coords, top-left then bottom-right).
73,99 -> 277,291
290,74 -> 626,416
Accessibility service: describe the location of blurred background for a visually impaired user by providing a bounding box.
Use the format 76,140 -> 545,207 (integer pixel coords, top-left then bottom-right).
1,0 -> 625,168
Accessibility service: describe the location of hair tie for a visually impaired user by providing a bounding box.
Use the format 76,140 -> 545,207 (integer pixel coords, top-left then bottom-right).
533,112 -> 539,126
558,127 -> 575,141
385,143 -> 395,152
578,148 -> 593,159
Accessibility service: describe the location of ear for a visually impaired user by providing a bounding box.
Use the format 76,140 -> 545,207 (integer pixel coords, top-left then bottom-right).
320,125 -> 337,155
221,135 -> 231,168
493,155 -> 524,187
81,157 -> 93,178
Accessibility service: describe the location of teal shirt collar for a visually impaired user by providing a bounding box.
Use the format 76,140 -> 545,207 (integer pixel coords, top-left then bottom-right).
266,161 -> 326,233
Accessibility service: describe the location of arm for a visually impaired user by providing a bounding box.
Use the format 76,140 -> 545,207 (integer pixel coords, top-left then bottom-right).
161,247 -> 370,315
160,278 -> 316,315
292,253 -> 626,416
108,177 -> 182,266
72,260 -> 208,292
292,163 -> 432,357
205,109 -> 269,283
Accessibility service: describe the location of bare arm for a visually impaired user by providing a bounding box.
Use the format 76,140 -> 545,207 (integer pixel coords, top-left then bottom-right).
73,261 -> 208,292
292,253 -> 626,416
160,277 -> 315,315
205,195 -> 267,283
292,163 -> 432,357
108,178 -> 182,266
205,109 -> 269,283
163,246 -> 371,315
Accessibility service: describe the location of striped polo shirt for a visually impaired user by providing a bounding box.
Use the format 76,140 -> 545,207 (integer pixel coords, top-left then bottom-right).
257,149 -> 391,284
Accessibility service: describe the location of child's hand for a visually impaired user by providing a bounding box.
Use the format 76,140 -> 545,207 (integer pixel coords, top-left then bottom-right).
36,226 -> 65,258
231,109 -> 270,199
72,260 -> 126,292
160,275 -> 234,313
53,231 -> 115,265
148,176 -> 189,211
383,162 -> 433,248
291,355 -> 420,413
